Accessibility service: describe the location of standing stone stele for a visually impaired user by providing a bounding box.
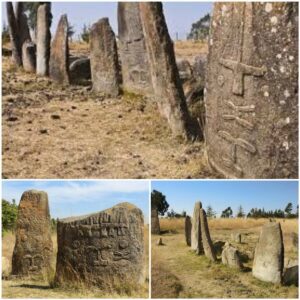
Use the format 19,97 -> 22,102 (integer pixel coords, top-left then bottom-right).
49,14 -> 69,84
199,208 -> 217,261
55,202 -> 144,288
12,190 -> 53,277
90,18 -> 120,97
118,2 -> 152,95
22,41 -> 36,72
15,2 -> 31,47
36,3 -> 51,76
191,202 -> 204,254
139,2 -> 199,140
252,222 -> 284,284
205,2 -> 298,178
151,207 -> 160,234
185,216 -> 192,246
221,242 -> 243,269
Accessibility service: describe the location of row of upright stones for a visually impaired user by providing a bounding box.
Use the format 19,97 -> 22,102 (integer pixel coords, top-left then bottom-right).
184,201 -> 295,285
11,190 -> 145,289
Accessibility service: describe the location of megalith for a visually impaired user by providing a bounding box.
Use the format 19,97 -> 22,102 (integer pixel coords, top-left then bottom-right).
90,18 -> 120,97
151,207 -> 160,234
22,41 -> 36,72
15,2 -> 31,47
49,14 -> 69,84
36,3 -> 52,76
118,2 -> 152,95
199,208 -> 217,261
252,222 -> 284,284
185,216 -> 192,246
191,202 -> 204,254
205,2 -> 298,178
221,242 -> 243,269
139,2 -> 199,139
12,190 -> 53,277
55,202 -> 144,288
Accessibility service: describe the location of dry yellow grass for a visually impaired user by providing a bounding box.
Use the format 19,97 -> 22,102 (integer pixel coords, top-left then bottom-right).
2,226 -> 149,298
152,218 -> 298,298
174,40 -> 208,62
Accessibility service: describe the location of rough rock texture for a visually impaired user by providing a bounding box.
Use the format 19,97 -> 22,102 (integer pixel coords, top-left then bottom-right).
214,240 -> 226,256
36,3 -> 51,76
232,232 -> 242,244
69,57 -> 91,81
191,202 -> 204,254
22,41 -> 36,72
177,59 -> 193,82
205,2 -> 298,178
90,18 -> 120,97
252,222 -> 284,283
283,259 -> 298,286
221,242 -> 243,269
15,2 -> 31,47
193,55 -> 207,80
118,2 -> 152,95
12,190 -> 53,277
55,202 -> 144,288
151,207 -> 160,234
199,208 -> 217,261
185,216 -> 192,246
49,14 -> 69,84
139,2 -> 199,139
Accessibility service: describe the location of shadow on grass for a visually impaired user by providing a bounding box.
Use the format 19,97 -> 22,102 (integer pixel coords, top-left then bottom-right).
12,284 -> 51,290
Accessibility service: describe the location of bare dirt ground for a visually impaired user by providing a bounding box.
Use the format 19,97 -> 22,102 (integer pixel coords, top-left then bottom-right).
2,226 -> 149,298
2,41 -> 216,179
152,218 -> 298,298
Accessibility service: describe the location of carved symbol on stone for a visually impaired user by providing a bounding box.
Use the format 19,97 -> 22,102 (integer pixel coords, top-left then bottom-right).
219,3 -> 267,96
223,101 -> 255,130
24,254 -> 44,272
86,245 -> 111,266
217,75 -> 225,86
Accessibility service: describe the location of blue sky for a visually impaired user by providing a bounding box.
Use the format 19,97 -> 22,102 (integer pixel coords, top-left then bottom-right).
151,181 -> 299,217
2,2 -> 213,40
2,180 -> 150,223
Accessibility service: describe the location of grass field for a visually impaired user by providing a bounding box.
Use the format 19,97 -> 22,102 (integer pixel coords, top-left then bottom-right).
152,218 -> 298,298
2,226 -> 149,298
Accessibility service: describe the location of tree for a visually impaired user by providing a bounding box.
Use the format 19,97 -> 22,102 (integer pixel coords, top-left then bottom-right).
2,199 -> 18,232
2,22 -> 10,44
151,190 -> 169,216
285,202 -> 293,216
236,205 -> 245,218
221,207 -> 233,218
81,24 -> 90,43
68,24 -> 75,40
206,205 -> 216,218
23,2 -> 41,31
188,13 -> 211,41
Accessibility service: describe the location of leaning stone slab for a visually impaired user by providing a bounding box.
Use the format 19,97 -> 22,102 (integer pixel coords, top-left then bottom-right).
55,202 -> 144,288
118,2 -> 152,95
151,207 -> 160,234
252,222 -> 284,284
205,2 -> 298,178
221,242 -> 243,269
49,14 -> 69,84
200,208 -> 217,261
191,202 -> 204,254
22,40 -> 36,72
90,18 -> 120,97
12,190 -> 53,277
36,3 -> 51,76
185,216 -> 192,246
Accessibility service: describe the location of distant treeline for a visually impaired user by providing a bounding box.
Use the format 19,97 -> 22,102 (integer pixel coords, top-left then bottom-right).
2,199 -> 58,233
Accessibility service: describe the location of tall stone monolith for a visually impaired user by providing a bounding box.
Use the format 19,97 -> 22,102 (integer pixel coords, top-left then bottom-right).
205,2 -> 298,178
118,2 -> 152,95
139,2 -> 199,140
12,190 -> 53,277
36,3 -> 51,76
55,202 -> 144,288
151,207 -> 160,234
252,222 -> 284,284
191,202 -> 204,254
49,14 -> 69,84
185,216 -> 192,246
90,18 -> 120,97
22,41 -> 36,72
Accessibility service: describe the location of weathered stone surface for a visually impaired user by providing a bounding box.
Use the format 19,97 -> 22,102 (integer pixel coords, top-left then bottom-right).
252,222 -> 284,283
185,216 -> 192,246
55,202 -> 144,288
49,14 -> 69,84
2,257 -> 10,278
283,259 -> 298,286
139,2 -> 199,139
191,202 -> 204,254
232,232 -> 242,244
69,57 -> 91,81
12,190 -> 53,277
221,242 -> 243,269
22,40 -> 36,72
177,59 -> 193,82
193,55 -> 207,80
36,3 -> 51,76
151,207 -> 160,234
214,240 -> 226,256
206,2 -> 298,178
15,2 -> 31,47
90,18 -> 120,97
118,2 -> 152,95
199,208 -> 217,261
